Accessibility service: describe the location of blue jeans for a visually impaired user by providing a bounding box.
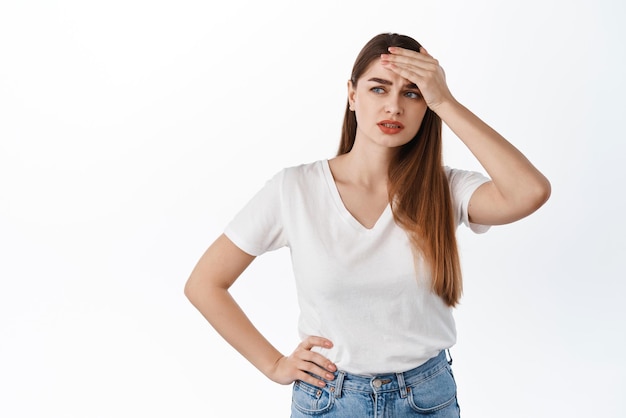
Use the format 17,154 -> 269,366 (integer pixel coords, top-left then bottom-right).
291,350 -> 460,417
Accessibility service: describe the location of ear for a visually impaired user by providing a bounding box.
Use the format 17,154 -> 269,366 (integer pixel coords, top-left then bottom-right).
347,79 -> 356,111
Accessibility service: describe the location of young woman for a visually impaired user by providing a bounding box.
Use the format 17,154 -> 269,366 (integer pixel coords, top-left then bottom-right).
185,33 -> 550,417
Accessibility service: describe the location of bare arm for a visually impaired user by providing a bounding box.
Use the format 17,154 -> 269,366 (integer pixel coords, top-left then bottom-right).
184,234 -> 336,387
432,100 -> 551,225
382,47 -> 551,225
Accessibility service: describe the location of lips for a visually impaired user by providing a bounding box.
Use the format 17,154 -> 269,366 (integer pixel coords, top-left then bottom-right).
377,120 -> 404,135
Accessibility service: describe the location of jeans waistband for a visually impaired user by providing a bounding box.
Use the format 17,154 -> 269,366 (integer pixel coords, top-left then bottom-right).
327,350 -> 452,399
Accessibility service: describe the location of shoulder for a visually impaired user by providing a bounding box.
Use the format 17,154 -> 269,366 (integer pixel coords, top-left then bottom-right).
277,159 -> 328,187
258,160 -> 327,195
282,159 -> 326,177
443,165 -> 491,206
260,160 -> 324,184
444,165 -> 490,185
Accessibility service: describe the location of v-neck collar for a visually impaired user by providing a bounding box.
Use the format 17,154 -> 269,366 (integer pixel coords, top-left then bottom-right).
321,159 -> 392,232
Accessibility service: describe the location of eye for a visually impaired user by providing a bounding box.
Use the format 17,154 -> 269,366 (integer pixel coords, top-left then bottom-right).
404,91 -> 422,99
370,87 -> 385,94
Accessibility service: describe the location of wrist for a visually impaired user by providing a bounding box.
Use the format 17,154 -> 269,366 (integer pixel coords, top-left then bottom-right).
429,96 -> 462,118
261,353 -> 286,381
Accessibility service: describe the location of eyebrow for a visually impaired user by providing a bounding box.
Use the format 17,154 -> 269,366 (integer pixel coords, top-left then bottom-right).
367,77 -> 419,89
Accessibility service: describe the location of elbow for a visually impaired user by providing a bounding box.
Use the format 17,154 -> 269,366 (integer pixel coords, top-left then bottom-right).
184,275 -> 201,305
521,176 -> 551,215
533,176 -> 552,208
502,177 -> 551,223
184,273 -> 226,308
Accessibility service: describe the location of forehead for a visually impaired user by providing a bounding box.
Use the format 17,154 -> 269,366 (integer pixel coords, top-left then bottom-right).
357,58 -> 412,86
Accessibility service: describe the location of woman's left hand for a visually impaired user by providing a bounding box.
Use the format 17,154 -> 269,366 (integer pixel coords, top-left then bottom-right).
381,46 -> 455,112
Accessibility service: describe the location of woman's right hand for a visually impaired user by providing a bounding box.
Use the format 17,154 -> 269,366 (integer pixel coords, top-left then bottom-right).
267,336 -> 337,387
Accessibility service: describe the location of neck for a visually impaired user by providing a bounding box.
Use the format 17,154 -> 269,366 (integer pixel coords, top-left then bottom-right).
336,138 -> 396,189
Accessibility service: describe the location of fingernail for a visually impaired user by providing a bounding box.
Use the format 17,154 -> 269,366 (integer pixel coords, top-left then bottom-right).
328,363 -> 336,371
318,381 -> 326,387
326,373 -> 334,379
381,54 -> 389,59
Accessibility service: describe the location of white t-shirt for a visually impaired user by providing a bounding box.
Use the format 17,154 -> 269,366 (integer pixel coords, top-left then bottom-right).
224,159 -> 490,375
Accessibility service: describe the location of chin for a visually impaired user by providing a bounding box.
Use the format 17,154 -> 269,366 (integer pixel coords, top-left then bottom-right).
379,136 -> 414,149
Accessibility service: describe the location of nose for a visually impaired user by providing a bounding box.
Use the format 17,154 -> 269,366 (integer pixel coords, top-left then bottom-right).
384,95 -> 403,115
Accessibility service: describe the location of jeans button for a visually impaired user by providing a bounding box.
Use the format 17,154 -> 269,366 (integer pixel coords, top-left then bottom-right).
372,379 -> 382,388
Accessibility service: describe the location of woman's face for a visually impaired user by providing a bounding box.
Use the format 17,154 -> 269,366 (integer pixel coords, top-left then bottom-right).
348,58 -> 427,150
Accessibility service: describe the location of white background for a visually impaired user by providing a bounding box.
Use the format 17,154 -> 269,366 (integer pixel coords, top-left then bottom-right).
1,0 -> 624,417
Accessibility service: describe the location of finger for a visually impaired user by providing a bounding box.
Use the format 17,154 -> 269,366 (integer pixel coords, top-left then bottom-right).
296,357 -> 336,381
381,54 -> 438,75
295,349 -> 337,373
295,369 -> 329,388
387,46 -> 421,58
299,335 -> 333,351
419,46 -> 433,58
381,60 -> 433,82
387,45 -> 434,59
383,50 -> 432,65
382,52 -> 441,76
386,46 -> 437,66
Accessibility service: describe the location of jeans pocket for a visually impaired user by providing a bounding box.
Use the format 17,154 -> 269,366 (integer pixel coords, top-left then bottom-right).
406,366 -> 458,415
291,380 -> 335,415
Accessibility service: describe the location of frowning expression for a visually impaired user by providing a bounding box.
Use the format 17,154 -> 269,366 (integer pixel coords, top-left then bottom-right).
348,59 -> 428,150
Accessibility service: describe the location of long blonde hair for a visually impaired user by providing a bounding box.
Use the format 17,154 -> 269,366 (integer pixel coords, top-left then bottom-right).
338,33 -> 462,307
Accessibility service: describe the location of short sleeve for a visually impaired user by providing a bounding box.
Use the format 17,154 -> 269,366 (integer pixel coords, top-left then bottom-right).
445,166 -> 491,234
224,169 -> 288,256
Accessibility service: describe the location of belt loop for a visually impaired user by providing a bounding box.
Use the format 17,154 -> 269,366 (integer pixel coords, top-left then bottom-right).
334,371 -> 345,398
446,348 -> 453,366
396,372 -> 408,399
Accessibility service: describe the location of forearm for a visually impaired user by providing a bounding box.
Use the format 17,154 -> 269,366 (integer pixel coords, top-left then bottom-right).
382,45 -> 550,211
435,99 -> 551,220
438,99 -> 549,193
185,283 -> 283,379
